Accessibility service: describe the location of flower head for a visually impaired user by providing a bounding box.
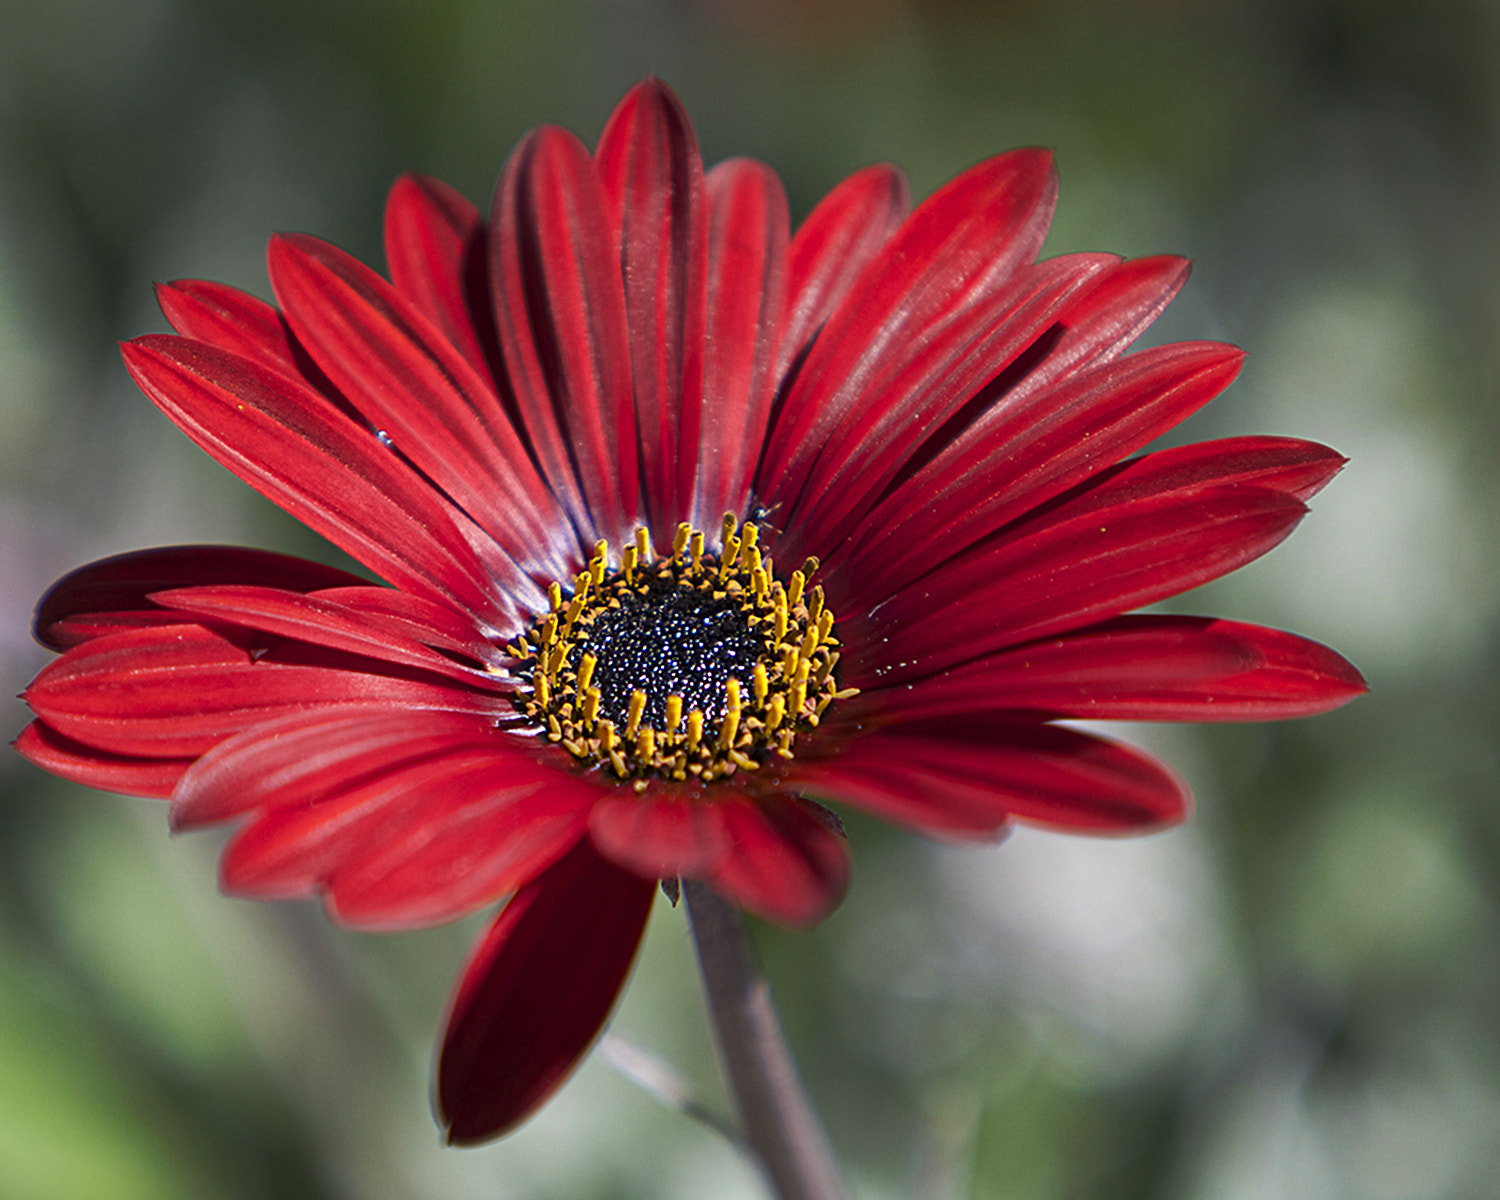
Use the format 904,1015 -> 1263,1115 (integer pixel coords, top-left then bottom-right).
16,79 -> 1364,1143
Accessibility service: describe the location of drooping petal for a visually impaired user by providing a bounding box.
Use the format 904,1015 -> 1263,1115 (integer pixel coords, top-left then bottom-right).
492,124 -> 638,543
122,335 -> 537,633
702,795 -> 849,928
596,78 -> 707,532
438,840 -> 655,1143
268,232 -> 573,580
845,438 -> 1338,684
33,544 -> 367,651
383,173 -> 502,387
694,157 -> 789,528
871,615 -> 1369,722
757,149 -> 1057,522
25,623 -> 503,759
791,719 -> 1187,836
837,339 -> 1247,602
588,789 -> 732,877
13,721 -> 191,799
779,163 -> 909,377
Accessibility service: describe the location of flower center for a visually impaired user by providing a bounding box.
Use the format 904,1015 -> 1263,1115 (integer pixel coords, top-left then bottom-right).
510,517 -> 851,788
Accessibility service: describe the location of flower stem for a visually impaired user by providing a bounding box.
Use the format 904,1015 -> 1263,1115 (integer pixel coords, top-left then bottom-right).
684,880 -> 851,1200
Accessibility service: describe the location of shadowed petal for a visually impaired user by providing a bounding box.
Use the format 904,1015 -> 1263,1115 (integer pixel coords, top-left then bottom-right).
779,163 -> 909,377
383,173 -> 502,386
872,615 -> 1368,722
13,721 -> 192,799
792,719 -> 1187,836
702,795 -> 849,928
588,790 -> 733,877
33,544 -> 367,651
596,78 -> 707,532
439,840 -> 655,1143
694,157 -> 789,528
492,124 -> 638,543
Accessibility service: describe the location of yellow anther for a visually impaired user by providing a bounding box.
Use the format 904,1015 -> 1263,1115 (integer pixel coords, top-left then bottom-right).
719,535 -> 740,577
546,642 -> 567,677
625,689 -> 647,739
800,626 -> 820,658
745,544 -> 762,578
590,542 -> 608,585
789,679 -> 807,717
636,726 -> 656,761
808,585 -> 825,625
721,512 -> 737,547
548,580 -> 563,611
728,749 -> 759,771
718,706 -> 740,750
741,523 -> 759,552
535,673 -> 551,707
598,720 -> 616,752
782,646 -> 800,678
817,609 -> 834,642
582,686 -> 601,726
622,543 -> 638,584
610,749 -> 630,777
686,709 -> 704,750
635,526 -> 653,564
802,556 -> 820,578
540,614 -> 557,645
665,694 -> 683,733
691,530 -> 705,570
752,663 -> 769,705
576,651 -> 597,697
726,677 -> 742,715
672,522 -> 691,560
773,607 -> 789,642
788,569 -> 806,608
765,693 -> 786,730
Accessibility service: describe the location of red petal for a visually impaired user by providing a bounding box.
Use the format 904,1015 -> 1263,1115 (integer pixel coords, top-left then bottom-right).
791,720 -> 1187,835
313,585 -> 501,662
491,125 -> 638,543
172,705 -> 514,827
25,623 -> 502,758
588,790 -> 732,877
779,164 -> 909,377
779,253 -> 1116,562
155,279 -> 304,377
596,78 -> 707,532
438,840 -> 655,1143
875,615 -> 1368,722
122,335 -> 535,633
838,341 -> 1245,601
758,149 -> 1057,521
149,584 -> 500,683
694,157 -> 789,527
703,795 -> 849,928
846,439 -> 1332,684
268,233 -> 573,581
382,173 -> 501,386
14,721 -> 190,799
33,544 -> 367,651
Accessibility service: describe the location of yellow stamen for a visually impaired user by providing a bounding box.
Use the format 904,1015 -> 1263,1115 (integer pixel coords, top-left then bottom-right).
752,663 -> 769,705
672,522 -> 691,560
625,689 -> 647,739
665,694 -> 683,733
635,526 -> 653,564
576,651 -> 596,697
686,709 -> 704,750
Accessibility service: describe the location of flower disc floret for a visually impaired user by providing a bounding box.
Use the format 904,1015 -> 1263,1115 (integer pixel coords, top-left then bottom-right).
511,516 -> 850,787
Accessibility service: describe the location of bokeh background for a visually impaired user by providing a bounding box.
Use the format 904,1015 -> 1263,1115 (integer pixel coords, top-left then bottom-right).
2,0 -> 1497,1197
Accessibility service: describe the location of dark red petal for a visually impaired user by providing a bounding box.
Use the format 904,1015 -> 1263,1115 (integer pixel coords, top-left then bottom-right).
33,544 -> 367,651
702,795 -> 849,928
779,164 -> 909,377
122,335 -> 535,634
492,124 -> 638,543
596,78 -> 707,532
25,623 -> 501,758
588,790 -> 732,877
790,720 -> 1187,835
438,840 -> 655,1143
155,279 -> 303,376
847,438 -> 1337,684
268,233 -> 574,581
875,615 -> 1368,722
779,253 -> 1116,562
14,721 -> 190,799
840,340 -> 1247,601
695,157 -> 789,527
172,705 -> 514,827
758,148 -> 1057,518
382,173 -> 501,386
147,584 -> 501,684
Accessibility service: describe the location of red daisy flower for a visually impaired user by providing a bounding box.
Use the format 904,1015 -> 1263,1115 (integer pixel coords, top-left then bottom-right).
16,79 -> 1363,1144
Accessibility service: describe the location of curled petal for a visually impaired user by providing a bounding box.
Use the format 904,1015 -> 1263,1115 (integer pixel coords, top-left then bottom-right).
438,840 -> 655,1143
14,721 -> 190,799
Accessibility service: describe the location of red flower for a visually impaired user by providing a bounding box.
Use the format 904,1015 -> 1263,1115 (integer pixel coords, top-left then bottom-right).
16,79 -> 1363,1143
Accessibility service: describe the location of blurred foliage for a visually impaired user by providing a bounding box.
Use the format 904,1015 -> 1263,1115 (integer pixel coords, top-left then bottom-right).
3,0 -> 1498,1197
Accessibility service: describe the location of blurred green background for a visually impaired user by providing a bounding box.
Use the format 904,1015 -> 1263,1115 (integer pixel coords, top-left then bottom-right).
2,0 -> 1497,1197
